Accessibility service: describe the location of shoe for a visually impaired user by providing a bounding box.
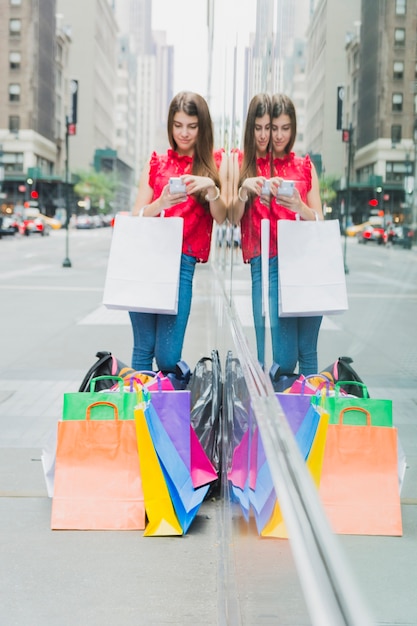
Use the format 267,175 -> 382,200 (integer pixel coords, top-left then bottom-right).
166,360 -> 191,390
269,363 -> 297,392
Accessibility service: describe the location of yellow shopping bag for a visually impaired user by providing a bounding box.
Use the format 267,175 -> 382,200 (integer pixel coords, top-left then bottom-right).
134,399 -> 182,536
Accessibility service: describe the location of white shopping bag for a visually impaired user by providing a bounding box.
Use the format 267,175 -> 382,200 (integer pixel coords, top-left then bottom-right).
261,218 -> 270,318
277,218 -> 348,317
103,214 -> 184,314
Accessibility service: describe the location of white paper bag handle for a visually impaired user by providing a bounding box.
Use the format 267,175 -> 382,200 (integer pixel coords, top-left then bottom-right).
138,206 -> 165,218
295,210 -> 319,221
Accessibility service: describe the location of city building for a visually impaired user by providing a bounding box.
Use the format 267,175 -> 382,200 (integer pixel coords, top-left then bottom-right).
304,0 -> 361,178
351,0 -> 417,225
0,0 -> 62,214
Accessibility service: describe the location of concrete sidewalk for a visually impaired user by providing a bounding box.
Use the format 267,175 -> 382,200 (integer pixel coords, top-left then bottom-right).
0,229 -> 416,625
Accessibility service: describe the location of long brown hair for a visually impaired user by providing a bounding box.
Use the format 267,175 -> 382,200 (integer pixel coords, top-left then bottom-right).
238,93 -> 272,189
271,93 -> 297,154
167,92 -> 220,206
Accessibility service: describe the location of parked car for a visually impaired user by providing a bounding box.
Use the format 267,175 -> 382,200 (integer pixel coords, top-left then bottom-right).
357,223 -> 385,244
18,208 -> 47,236
384,224 -> 414,249
91,214 -> 103,228
75,214 -> 95,229
0,214 -> 20,237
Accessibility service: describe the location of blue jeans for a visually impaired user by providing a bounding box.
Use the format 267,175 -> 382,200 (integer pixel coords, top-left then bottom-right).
250,256 -> 266,366
129,253 -> 197,372
250,255 -> 322,375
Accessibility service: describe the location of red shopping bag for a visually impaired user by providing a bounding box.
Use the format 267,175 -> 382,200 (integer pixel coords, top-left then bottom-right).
319,407 -> 402,535
51,401 -> 144,530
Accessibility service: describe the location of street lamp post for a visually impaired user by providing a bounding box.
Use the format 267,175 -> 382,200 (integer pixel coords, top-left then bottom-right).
62,116 -> 72,268
342,124 -> 353,275
413,119 -> 417,228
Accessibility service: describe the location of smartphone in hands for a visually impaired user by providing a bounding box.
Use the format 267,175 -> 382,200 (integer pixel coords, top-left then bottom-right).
169,177 -> 187,194
277,180 -> 295,197
261,179 -> 271,195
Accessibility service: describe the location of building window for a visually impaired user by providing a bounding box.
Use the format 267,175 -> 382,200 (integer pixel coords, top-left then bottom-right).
10,0 -> 22,5
9,51 -> 21,70
391,125 -> 402,143
9,19 -> 21,35
386,161 -> 408,183
9,115 -> 20,133
2,152 -> 24,173
394,28 -> 405,45
393,61 -> 404,80
395,0 -> 406,14
8,83 -> 20,102
392,93 -> 403,112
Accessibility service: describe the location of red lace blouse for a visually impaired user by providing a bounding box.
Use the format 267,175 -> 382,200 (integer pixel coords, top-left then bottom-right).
239,153 -> 272,263
148,148 -> 223,263
269,152 -> 312,257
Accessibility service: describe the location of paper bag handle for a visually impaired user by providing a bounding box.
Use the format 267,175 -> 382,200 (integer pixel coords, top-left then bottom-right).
90,376 -> 124,393
301,374 -> 331,395
339,406 -> 371,426
295,211 -> 319,221
335,381 -> 369,398
138,207 -> 165,218
86,401 -> 119,420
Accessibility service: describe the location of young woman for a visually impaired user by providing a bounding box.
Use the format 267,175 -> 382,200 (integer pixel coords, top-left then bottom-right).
231,93 -> 272,367
268,93 -> 323,375
129,91 -> 227,373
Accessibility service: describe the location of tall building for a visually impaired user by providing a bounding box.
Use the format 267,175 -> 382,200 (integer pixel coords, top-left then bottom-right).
304,0 -> 361,177
0,0 -> 59,211
352,0 -> 417,223
56,0 -> 119,171
113,0 -> 173,176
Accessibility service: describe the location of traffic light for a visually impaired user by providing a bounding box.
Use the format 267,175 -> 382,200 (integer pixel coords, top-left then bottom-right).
342,128 -> 351,143
368,199 -> 378,207
30,190 -> 39,199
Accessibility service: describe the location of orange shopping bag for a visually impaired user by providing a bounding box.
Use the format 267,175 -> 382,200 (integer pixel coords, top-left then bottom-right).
51,401 -> 145,530
319,406 -> 402,536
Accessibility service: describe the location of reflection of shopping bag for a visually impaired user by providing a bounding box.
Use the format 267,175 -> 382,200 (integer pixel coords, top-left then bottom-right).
249,428 -> 276,533
325,382 -> 392,426
51,401 -> 144,530
103,214 -> 184,314
134,400 -> 182,537
224,353 -> 253,520
278,218 -> 348,317
261,404 -> 329,538
276,391 -> 315,435
319,407 -> 402,536
285,374 -> 334,396
228,429 -> 251,520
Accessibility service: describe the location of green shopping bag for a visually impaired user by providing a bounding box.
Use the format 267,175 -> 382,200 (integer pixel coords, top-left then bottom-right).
325,382 -> 393,427
63,376 -> 137,421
